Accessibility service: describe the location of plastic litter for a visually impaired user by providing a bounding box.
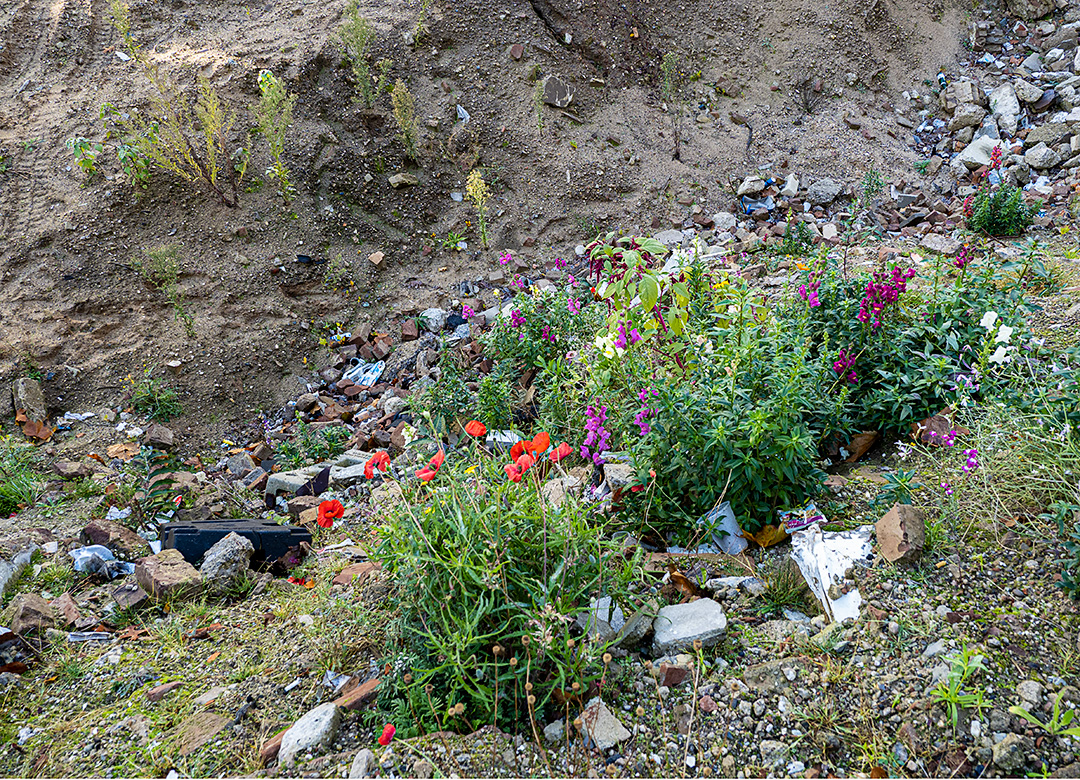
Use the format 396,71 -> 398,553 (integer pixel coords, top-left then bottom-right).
283,677 -> 302,692
696,501 -> 748,555
61,412 -> 96,422
322,670 -> 351,691
343,360 -> 384,386
456,104 -> 470,124
68,631 -> 112,642
740,195 -> 775,214
69,545 -> 135,579
777,501 -> 825,533
106,506 -> 132,522
486,430 -> 523,451
789,524 -> 873,623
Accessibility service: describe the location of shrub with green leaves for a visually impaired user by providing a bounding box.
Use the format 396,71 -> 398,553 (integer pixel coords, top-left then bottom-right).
276,420 -> 351,468
965,181 -> 1036,236
254,69 -> 297,202
371,448 -> 642,732
129,372 -> 183,422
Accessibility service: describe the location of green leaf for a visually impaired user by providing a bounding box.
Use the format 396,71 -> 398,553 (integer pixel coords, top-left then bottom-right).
640,274 -> 660,311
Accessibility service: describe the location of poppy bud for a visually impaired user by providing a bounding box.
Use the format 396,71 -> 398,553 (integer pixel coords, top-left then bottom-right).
377,723 -> 395,746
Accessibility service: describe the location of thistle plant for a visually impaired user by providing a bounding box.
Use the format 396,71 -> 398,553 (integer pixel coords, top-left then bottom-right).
391,79 -> 420,161
254,69 -> 297,202
338,2 -> 376,107
466,168 -> 490,248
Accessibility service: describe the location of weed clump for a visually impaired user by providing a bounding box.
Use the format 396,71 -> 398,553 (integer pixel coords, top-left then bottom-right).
391,79 -> 420,161
254,70 -> 297,202
338,2 -> 377,108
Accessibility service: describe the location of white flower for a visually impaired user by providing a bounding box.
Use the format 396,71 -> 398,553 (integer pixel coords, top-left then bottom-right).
989,345 -> 1010,364
995,324 -> 1013,344
979,311 -> 998,330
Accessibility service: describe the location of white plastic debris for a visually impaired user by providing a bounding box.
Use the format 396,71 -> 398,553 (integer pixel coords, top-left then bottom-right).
789,524 -> 873,623
61,411 -> 96,422
69,545 -> 135,578
105,506 -> 132,522
456,104 -> 470,123
697,501 -> 748,556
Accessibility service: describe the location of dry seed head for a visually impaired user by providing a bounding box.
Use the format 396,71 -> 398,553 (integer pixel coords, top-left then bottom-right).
573,717 -> 582,728
527,694 -> 536,705
521,635 -> 531,646
566,638 -> 575,648
454,702 -> 465,716
571,682 -> 580,692
635,705 -> 645,717
703,767 -> 713,777
602,652 -> 612,664
492,644 -> 504,657
424,683 -> 434,695
509,657 -> 518,667
403,673 -> 413,684
693,639 -> 703,651
643,660 -> 653,670
525,681 -> 533,692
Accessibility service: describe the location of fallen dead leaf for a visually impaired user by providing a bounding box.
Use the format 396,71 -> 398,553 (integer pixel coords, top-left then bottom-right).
106,442 -> 140,461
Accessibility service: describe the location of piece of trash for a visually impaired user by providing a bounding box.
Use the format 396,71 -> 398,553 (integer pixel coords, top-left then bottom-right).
149,540 -> 162,554
115,50 -> 131,62
456,104 -> 470,124
42,541 -> 58,555
486,430 -> 523,451
283,677 -> 302,693
68,631 -> 112,642
69,545 -> 135,579
318,538 -> 357,552
343,360 -> 384,386
61,411 -> 97,422
17,727 -> 33,745
106,506 -> 132,522
450,192 -> 464,202
740,195 -> 775,214
161,519 -> 312,566
789,524 -> 873,623
697,501 -> 748,555
778,502 -> 825,533
322,670 -> 351,691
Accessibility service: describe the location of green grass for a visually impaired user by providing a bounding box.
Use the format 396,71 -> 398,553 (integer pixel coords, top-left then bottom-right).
131,375 -> 183,421
0,436 -> 43,515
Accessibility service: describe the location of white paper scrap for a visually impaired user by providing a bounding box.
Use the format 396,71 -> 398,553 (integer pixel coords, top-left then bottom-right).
790,524 -> 874,623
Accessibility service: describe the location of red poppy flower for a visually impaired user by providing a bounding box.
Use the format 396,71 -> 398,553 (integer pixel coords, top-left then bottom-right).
464,420 -> 487,438
416,449 -> 446,482
510,440 -> 525,461
316,499 -> 344,528
549,442 -> 573,463
524,431 -> 550,456
505,453 -> 536,483
378,723 -> 395,746
364,450 -> 391,480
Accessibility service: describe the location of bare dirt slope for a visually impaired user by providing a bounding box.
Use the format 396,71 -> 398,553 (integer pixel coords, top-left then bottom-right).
0,0 -> 963,449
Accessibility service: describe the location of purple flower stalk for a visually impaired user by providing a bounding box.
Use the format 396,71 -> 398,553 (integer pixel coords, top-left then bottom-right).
634,388 -> 658,435
510,309 -> 526,328
582,405 -> 611,464
567,297 -> 581,315
462,305 -> 475,319
499,251 -> 512,266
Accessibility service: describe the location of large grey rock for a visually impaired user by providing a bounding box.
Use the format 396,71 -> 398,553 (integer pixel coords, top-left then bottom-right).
955,135 -> 1005,170
712,211 -> 737,231
805,178 -> 842,205
1025,141 -> 1062,169
651,229 -> 686,247
876,504 -> 926,564
227,452 -> 256,476
541,75 -> 573,108
265,466 -> 323,498
279,702 -> 342,767
12,378 -> 47,422
1015,78 -> 1044,103
349,748 -> 375,778
388,173 -> 419,188
759,740 -> 790,768
330,463 -> 368,487
82,518 -> 152,561
136,549 -> 203,601
577,596 -> 625,642
948,103 -> 987,131
1017,679 -> 1044,707
199,532 -> 253,593
919,234 -> 961,257
737,176 -> 766,197
652,598 -> 727,655
0,545 -> 37,599
6,593 -> 56,635
575,697 -> 630,750
989,84 -> 1020,136
1007,0 -> 1054,21
419,308 -> 449,333
992,732 -> 1028,773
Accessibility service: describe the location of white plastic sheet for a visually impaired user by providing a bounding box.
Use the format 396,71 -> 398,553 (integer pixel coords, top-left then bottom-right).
790,524 -> 874,623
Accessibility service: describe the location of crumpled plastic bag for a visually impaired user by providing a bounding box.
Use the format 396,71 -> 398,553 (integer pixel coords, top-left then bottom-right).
69,545 -> 135,579
789,525 -> 873,623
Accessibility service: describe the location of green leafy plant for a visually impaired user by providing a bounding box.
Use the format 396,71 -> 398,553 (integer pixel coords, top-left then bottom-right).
116,141 -> 152,190
0,437 -> 44,515
276,419 -> 351,468
67,137 -> 103,180
466,169 -> 490,249
412,0 -> 433,43
870,467 -> 922,509
1045,499 -> 1080,598
776,218 -> 816,258
338,2 -> 377,107
254,69 -> 297,202
135,244 -> 196,338
930,646 -> 987,729
391,79 -> 420,161
660,51 -> 684,160
1010,696 -> 1080,737
442,230 -> 465,250
129,371 -> 183,422
372,449 -> 642,732
409,348 -> 472,437
130,447 -> 178,526
475,373 -> 513,430
966,183 -> 1036,236
323,253 -> 355,292
375,58 -> 394,94
103,0 -> 248,206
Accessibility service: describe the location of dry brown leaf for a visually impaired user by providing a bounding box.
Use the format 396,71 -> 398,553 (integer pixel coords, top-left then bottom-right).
106,442 -> 140,461
22,420 -> 55,441
748,524 -> 789,548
